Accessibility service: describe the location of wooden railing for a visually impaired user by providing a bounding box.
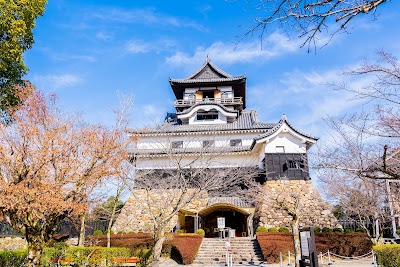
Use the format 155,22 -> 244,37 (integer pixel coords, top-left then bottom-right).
174,97 -> 243,107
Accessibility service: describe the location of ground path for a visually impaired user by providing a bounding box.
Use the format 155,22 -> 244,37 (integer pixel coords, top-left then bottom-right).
159,258 -> 375,267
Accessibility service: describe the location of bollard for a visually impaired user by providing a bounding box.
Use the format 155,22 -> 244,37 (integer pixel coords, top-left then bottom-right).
328,250 -> 332,265
287,251 -> 292,266
372,250 -> 377,267
320,252 -> 323,264
280,252 -> 283,267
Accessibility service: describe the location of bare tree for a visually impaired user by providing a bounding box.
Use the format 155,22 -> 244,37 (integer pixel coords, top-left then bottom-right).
321,171 -> 389,244
241,0 -> 391,50
0,85 -> 128,267
316,50 -> 399,180
123,142 -> 260,267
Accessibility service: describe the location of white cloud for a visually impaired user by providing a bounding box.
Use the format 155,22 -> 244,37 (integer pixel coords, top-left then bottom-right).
124,38 -> 177,54
96,31 -> 112,41
32,74 -> 83,91
90,8 -> 207,32
166,32 -> 302,66
126,40 -> 151,54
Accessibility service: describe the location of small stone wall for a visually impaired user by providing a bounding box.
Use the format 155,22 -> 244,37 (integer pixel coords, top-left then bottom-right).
0,237 -> 26,250
113,189 -> 208,233
257,180 -> 341,229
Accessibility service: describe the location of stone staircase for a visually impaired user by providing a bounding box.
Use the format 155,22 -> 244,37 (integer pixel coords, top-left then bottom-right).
193,238 -> 264,265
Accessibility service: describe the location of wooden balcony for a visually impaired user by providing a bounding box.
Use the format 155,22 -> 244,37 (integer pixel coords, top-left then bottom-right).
174,97 -> 243,108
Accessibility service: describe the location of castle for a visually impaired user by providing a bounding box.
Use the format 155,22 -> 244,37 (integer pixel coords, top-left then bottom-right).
113,59 -> 340,236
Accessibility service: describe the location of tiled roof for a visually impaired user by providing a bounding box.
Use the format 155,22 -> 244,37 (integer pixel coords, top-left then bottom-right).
169,58 -> 246,84
255,114 -> 318,141
128,110 -> 275,135
208,197 -> 250,208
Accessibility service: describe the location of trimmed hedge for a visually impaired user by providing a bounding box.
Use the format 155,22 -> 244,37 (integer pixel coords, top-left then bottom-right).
164,233 -> 203,264
256,226 -> 268,232
91,232 -> 203,265
0,249 -> 27,267
256,232 -> 373,263
0,247 -> 131,267
373,244 -> 400,267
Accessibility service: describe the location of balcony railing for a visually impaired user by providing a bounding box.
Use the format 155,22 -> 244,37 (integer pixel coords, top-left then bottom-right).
174,97 -> 243,107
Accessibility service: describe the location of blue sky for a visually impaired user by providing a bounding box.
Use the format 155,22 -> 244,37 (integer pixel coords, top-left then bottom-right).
24,0 -> 400,140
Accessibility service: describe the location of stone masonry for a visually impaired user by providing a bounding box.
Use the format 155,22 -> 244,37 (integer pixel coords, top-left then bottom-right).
113,189 -> 208,233
114,180 -> 340,233
257,179 -> 341,229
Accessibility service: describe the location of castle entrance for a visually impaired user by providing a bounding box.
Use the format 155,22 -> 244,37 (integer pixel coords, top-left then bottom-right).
198,204 -> 251,238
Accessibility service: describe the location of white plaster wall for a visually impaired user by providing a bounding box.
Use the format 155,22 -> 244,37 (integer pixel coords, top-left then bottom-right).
135,133 -> 261,150
264,133 -> 307,153
136,152 -> 260,169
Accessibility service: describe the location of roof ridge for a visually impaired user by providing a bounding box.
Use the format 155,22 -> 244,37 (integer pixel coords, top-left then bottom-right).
185,59 -> 232,80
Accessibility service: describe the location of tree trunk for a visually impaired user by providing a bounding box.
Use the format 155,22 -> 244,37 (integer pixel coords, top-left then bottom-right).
78,214 -> 86,247
107,198 -> 118,248
150,227 -> 166,267
27,238 -> 43,267
291,216 -> 301,267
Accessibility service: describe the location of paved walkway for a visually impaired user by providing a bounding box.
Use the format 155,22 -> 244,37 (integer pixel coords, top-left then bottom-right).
159,258 -> 377,267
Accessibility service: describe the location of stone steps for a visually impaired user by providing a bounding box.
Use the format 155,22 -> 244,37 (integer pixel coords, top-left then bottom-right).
193,238 -> 264,265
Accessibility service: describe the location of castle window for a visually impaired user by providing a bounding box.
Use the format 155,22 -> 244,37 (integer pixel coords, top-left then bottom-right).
287,160 -> 304,169
197,111 -> 218,120
230,139 -> 242,147
171,141 -> 183,149
203,140 -> 214,147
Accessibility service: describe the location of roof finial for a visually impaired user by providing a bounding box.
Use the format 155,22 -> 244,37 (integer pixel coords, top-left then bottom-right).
282,114 -> 287,121
206,53 -> 210,62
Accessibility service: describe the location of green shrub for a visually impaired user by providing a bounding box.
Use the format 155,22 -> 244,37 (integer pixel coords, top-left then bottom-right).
0,249 -> 28,267
314,227 -> 321,233
196,229 -> 205,236
278,226 -> 290,233
355,228 -> 366,233
93,229 -> 103,236
333,228 -> 343,233
322,227 -> 331,233
344,228 -> 354,233
176,229 -> 184,234
396,229 -> 400,236
256,226 -> 268,232
268,227 -> 278,232
373,244 -> 400,267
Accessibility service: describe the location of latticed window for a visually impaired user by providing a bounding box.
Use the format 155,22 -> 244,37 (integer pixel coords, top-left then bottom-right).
197,111 -> 218,120
171,141 -> 183,148
287,160 -> 304,169
230,139 -> 242,147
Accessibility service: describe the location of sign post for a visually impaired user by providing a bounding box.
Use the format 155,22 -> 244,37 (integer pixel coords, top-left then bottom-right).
299,226 -> 319,267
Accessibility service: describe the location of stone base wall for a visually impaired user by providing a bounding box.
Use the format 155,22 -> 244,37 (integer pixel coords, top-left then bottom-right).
114,180 -> 340,233
257,180 -> 341,229
0,237 -> 26,250
113,189 -> 207,233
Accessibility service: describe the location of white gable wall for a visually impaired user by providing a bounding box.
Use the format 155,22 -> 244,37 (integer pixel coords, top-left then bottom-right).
264,133 -> 307,154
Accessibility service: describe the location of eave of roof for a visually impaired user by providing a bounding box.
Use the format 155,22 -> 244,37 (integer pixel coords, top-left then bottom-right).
255,114 -> 318,142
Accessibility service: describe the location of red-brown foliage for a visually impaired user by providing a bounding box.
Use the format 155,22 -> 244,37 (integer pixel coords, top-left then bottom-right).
256,232 -> 293,263
89,233 -> 153,251
91,233 -> 203,265
257,232 -> 373,263
315,232 -> 373,256
164,234 -> 203,264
